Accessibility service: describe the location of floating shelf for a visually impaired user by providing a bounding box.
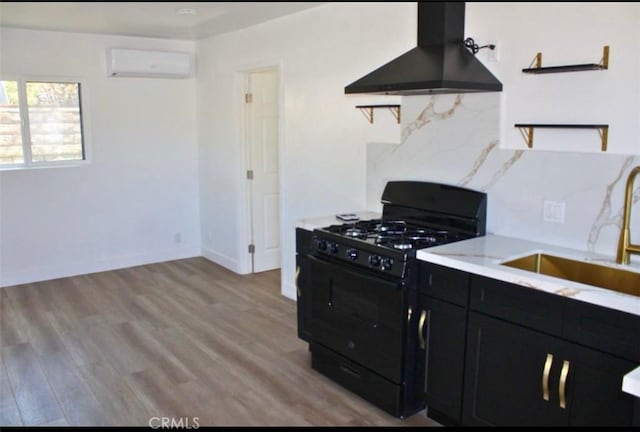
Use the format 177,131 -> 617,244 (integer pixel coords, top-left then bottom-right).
356,104 -> 401,124
522,46 -> 609,74
514,124 -> 609,151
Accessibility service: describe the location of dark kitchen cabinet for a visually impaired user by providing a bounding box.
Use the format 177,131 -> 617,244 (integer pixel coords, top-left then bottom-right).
469,272 -> 564,335
462,274 -> 638,427
418,295 -> 467,425
421,262 -> 470,306
563,296 -> 640,363
567,341 -> 637,426
463,312 -> 570,426
463,312 -> 636,427
296,228 -> 313,342
418,263 -> 470,425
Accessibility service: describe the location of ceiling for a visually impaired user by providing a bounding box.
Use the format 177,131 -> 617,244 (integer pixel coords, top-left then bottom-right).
0,2 -> 325,40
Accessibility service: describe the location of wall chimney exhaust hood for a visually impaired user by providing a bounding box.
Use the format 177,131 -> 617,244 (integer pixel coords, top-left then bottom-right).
345,2 -> 502,96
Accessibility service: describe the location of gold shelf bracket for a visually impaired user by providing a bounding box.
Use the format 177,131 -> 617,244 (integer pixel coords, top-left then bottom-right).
529,52 -> 543,69
517,125 -> 534,148
597,126 -> 609,152
389,106 -> 401,124
599,45 -> 610,69
356,105 -> 401,124
358,106 -> 374,124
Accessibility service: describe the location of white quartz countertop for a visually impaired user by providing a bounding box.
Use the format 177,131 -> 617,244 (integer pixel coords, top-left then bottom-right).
416,234 -> 640,398
296,211 -> 381,231
416,234 -> 640,317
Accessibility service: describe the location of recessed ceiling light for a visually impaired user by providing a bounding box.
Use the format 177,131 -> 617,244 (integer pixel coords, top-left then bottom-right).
176,8 -> 196,15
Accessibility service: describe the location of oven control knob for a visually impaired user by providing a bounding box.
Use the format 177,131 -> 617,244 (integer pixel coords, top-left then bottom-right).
346,248 -> 358,261
329,242 -> 339,254
381,257 -> 394,271
315,238 -> 327,251
368,255 -> 381,267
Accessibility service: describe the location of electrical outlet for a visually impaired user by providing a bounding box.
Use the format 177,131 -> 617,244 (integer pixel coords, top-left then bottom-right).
487,40 -> 499,62
543,200 -> 565,224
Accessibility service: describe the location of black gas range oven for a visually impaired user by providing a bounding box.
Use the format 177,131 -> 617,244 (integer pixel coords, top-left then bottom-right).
295,181 -> 487,418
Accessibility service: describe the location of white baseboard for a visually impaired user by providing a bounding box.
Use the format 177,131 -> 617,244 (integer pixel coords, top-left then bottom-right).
2,245 -> 299,306
202,246 -> 248,274
0,245 -> 201,288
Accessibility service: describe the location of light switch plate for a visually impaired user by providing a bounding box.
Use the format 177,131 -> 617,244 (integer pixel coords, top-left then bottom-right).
543,200 -> 565,224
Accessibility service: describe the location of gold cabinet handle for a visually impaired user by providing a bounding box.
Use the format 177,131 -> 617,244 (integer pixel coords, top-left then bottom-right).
418,310 -> 428,350
559,360 -> 570,409
295,266 -> 301,297
542,353 -> 553,401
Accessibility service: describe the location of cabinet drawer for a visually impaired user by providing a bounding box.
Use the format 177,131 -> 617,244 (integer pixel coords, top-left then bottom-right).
310,343 -> 402,417
470,274 -> 565,336
420,262 -> 470,306
563,297 -> 640,362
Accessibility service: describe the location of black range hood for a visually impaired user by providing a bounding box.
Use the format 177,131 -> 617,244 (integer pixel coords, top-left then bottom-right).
345,2 -> 502,96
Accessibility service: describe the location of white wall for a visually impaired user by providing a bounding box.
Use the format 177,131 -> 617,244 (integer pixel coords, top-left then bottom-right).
197,3 -> 415,297
0,28 -> 201,287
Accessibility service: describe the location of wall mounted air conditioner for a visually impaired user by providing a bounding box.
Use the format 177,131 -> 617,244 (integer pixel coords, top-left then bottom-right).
107,48 -> 193,78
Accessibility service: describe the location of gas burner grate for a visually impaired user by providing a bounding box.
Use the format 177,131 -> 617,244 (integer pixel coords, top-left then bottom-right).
323,217 -> 467,252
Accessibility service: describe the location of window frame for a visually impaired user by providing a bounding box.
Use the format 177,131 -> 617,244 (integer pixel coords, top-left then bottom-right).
0,75 -> 91,170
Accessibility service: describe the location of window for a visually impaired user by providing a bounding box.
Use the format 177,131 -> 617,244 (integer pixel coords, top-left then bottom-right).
0,79 -> 87,168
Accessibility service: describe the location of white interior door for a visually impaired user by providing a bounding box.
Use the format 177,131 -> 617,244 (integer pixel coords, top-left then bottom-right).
247,69 -> 280,273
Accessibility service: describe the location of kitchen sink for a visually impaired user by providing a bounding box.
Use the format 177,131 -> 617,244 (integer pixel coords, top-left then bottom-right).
501,253 -> 640,298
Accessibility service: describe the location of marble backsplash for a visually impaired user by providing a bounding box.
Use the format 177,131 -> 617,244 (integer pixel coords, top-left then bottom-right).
366,93 -> 639,261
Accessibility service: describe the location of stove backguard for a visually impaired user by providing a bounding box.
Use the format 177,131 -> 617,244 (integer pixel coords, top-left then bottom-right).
381,181 -> 487,238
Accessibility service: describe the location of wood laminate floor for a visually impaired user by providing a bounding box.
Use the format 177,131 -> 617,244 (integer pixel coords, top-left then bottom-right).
0,257 -> 439,427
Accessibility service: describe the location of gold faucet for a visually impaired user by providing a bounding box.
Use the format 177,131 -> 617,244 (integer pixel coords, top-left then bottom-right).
616,165 -> 640,264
